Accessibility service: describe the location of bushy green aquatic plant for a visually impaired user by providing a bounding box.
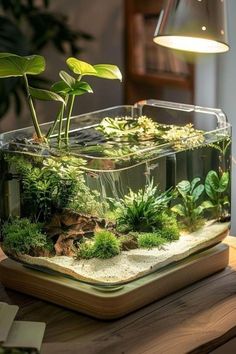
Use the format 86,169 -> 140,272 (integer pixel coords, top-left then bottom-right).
204,170 -> 230,220
171,177 -> 209,232
2,218 -> 52,256
92,230 -> 121,259
157,214 -> 180,241
76,241 -> 95,260
137,232 -> 166,249
6,154 -> 103,222
76,230 -> 121,260
115,181 -> 173,233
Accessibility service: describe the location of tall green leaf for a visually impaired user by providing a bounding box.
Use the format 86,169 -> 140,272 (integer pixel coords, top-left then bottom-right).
219,172 -> 229,192
59,70 -> 76,88
92,64 -> 122,81
190,177 -> 201,193
0,53 -> 45,77
29,86 -> 65,104
192,184 -> 204,202
66,57 -> 97,76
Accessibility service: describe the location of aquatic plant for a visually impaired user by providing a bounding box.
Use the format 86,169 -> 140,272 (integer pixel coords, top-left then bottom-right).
137,232 -> 166,249
96,115 -> 162,140
209,136 -> 231,173
171,177 -> 209,232
92,230 -> 121,259
157,214 -> 180,241
76,241 -> 95,260
162,123 -> 205,150
115,181 -> 173,233
204,170 -> 230,220
6,155 -> 102,222
2,218 -> 53,256
51,58 -> 122,141
0,53 -> 121,142
77,230 -> 121,260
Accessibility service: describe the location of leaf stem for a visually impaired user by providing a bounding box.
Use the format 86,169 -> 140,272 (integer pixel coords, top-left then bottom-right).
65,95 -> 75,141
58,103 -> 65,144
46,107 -> 61,139
23,74 -> 43,139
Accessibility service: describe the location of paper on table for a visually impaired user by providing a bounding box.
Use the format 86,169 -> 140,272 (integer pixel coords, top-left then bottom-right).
0,302 -> 19,343
3,321 -> 46,353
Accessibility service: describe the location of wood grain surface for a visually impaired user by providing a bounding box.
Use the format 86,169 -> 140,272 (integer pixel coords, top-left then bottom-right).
0,237 -> 236,353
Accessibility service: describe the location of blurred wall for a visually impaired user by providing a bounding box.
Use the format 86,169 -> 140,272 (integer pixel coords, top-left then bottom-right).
0,0 -> 124,132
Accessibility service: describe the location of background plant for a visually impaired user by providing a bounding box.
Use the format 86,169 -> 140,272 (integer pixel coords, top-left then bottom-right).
6,154 -> 103,222
171,177 -> 209,232
2,218 -> 53,256
204,170 -> 230,220
209,136 -> 231,174
0,0 -> 93,118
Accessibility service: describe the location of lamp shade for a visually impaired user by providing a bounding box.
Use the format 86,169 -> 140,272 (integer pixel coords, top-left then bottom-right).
153,0 -> 229,53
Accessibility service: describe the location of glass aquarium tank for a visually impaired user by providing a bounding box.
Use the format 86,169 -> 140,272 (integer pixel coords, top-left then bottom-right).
0,100 -> 231,286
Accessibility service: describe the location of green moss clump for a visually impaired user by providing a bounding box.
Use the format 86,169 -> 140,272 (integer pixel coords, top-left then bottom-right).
2,218 -> 53,256
137,233 -> 166,249
77,241 -> 94,260
77,231 -> 121,260
157,214 -> 180,241
92,231 -> 121,259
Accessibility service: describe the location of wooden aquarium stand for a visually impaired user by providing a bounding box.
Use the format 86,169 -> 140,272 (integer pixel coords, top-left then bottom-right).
0,241 -> 229,320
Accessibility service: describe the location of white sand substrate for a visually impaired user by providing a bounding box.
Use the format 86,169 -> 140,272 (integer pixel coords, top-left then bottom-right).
18,221 -> 229,285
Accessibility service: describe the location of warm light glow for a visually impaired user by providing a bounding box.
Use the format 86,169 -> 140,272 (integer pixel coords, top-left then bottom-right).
153,36 -> 229,53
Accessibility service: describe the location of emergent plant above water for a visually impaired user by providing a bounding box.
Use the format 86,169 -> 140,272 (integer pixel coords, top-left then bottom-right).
0,53 -> 122,143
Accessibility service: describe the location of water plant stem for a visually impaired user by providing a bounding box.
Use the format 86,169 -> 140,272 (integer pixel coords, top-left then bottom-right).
46,107 -> 62,139
58,103 -> 65,145
23,74 -> 43,139
65,95 -> 75,141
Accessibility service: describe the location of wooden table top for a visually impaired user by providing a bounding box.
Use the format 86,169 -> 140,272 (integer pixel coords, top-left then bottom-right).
1,237 -> 236,354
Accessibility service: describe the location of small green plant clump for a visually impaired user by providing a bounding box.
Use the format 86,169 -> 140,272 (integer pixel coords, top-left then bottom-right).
162,123 -> 205,150
115,181 -> 173,233
171,177 -> 208,232
204,170 -> 230,220
2,218 -> 53,256
137,232 -> 166,249
6,155 -> 103,222
77,230 -> 121,260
